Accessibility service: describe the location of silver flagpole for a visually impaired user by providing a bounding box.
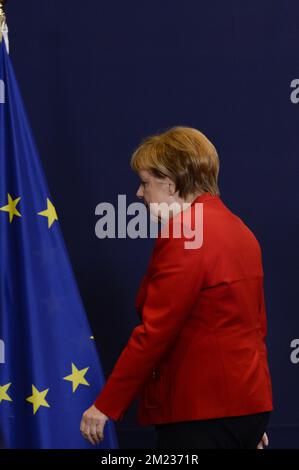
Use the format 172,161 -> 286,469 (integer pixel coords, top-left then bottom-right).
0,0 -> 9,52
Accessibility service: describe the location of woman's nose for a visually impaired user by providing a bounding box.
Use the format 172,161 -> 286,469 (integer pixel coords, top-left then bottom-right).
136,185 -> 144,199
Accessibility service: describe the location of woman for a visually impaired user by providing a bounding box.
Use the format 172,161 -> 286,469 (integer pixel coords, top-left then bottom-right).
80,126 -> 273,449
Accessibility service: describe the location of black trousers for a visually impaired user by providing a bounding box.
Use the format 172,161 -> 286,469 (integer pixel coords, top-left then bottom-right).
155,411 -> 271,449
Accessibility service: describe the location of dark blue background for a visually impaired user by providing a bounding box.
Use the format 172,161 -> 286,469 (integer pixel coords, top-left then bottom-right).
4,0 -> 299,448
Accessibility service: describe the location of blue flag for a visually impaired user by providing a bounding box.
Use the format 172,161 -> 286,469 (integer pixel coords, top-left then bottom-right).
0,38 -> 118,449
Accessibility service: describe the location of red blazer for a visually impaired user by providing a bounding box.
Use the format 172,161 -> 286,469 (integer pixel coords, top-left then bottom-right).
94,192 -> 273,425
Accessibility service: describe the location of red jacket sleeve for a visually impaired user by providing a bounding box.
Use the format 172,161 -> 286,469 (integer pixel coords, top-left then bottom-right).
93,233 -> 205,420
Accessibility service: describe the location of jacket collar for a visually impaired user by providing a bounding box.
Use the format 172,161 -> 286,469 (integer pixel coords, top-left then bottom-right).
190,192 -> 219,206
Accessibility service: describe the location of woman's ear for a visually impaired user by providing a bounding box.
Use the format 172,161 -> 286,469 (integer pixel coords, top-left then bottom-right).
161,176 -> 176,197
168,180 -> 176,197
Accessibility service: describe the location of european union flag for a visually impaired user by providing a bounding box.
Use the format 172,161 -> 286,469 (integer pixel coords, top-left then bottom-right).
0,35 -> 118,449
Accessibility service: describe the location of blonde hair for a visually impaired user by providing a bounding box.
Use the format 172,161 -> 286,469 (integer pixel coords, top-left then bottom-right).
130,126 -> 220,198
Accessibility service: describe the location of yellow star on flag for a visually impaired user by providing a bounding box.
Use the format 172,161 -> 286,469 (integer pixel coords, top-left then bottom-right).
0,383 -> 12,403
26,385 -> 50,415
38,198 -> 58,228
63,363 -> 90,393
0,193 -> 22,222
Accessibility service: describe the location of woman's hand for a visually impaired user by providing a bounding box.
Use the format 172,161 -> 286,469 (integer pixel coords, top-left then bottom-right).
257,432 -> 269,449
80,404 -> 109,445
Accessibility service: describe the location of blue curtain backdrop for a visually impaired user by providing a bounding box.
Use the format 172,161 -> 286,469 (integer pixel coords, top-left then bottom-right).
2,0 -> 299,448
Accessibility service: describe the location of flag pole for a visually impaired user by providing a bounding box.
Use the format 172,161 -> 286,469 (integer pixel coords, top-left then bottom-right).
0,0 -> 7,42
